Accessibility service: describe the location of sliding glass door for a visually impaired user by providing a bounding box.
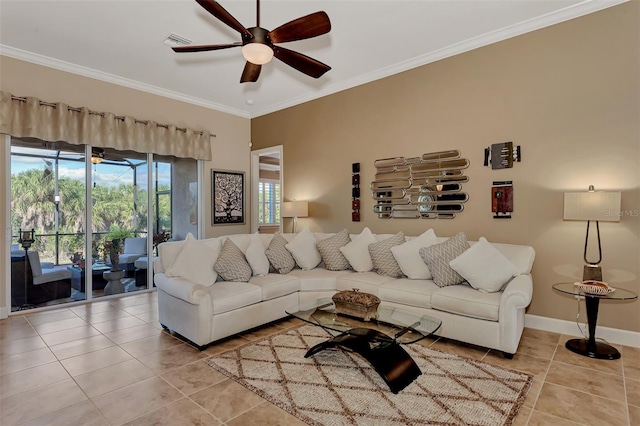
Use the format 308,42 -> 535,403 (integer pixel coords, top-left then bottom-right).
8,138 -> 199,311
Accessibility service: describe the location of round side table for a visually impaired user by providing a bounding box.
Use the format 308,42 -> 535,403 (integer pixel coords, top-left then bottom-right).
552,282 -> 637,360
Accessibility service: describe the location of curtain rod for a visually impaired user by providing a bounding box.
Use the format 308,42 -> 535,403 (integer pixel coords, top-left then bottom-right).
10,95 -> 216,138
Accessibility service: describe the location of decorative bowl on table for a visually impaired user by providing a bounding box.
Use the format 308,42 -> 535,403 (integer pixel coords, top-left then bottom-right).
573,280 -> 615,295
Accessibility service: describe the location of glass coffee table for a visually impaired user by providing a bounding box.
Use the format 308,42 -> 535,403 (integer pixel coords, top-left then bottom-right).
286,298 -> 442,393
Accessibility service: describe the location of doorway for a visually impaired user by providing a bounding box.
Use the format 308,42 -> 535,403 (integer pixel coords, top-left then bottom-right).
250,146 -> 283,234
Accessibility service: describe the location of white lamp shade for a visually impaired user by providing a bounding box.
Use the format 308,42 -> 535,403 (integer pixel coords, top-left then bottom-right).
242,43 -> 274,65
563,190 -> 621,222
281,201 -> 308,218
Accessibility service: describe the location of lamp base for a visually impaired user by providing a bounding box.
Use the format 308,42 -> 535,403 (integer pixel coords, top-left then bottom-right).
582,264 -> 602,282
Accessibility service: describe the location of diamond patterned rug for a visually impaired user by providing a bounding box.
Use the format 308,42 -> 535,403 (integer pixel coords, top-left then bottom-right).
205,324 -> 532,426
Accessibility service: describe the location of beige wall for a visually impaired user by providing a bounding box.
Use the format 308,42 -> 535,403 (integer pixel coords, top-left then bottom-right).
0,56 -> 251,313
252,3 -> 640,332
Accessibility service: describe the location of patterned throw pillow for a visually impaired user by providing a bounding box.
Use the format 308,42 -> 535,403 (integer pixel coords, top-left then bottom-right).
316,229 -> 351,271
214,239 -> 252,282
265,233 -> 296,274
419,232 -> 469,287
368,232 -> 405,278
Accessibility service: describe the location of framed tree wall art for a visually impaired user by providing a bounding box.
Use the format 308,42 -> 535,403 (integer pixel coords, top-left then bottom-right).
212,169 -> 245,225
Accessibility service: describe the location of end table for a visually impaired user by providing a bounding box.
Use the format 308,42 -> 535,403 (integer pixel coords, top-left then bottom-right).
552,282 -> 637,360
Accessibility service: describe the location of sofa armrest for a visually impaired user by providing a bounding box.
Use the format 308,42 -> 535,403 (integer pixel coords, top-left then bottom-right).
498,274 -> 533,354
500,274 -> 533,310
154,273 -> 211,305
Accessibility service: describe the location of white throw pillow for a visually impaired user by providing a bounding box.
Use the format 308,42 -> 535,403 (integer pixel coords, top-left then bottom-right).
449,237 -> 521,293
246,232 -> 270,276
164,235 -> 221,286
391,228 -> 438,279
285,228 -> 321,270
340,227 -> 376,272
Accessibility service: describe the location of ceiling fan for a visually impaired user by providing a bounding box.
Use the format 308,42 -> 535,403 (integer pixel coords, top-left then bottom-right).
172,0 -> 332,83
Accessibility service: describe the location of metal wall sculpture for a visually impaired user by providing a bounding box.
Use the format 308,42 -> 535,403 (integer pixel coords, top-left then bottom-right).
371,150 -> 469,219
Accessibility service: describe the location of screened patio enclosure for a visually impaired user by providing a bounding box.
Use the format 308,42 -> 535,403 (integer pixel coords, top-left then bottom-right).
9,137 -> 197,311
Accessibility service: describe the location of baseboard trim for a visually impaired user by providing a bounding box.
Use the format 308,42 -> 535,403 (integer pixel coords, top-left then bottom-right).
0,305 -> 8,319
525,314 -> 640,349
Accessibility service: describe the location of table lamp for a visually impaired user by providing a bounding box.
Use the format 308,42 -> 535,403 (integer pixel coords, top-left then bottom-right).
281,201 -> 308,233
563,186 -> 621,281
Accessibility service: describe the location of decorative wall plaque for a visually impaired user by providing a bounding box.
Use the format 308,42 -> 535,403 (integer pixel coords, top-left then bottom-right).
352,162 -> 360,221
371,150 -> 469,219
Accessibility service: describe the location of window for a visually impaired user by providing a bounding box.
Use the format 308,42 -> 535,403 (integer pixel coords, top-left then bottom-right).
8,137 -> 199,311
258,180 -> 281,224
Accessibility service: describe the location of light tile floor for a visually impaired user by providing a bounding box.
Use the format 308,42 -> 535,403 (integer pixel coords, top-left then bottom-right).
1,291 -> 638,425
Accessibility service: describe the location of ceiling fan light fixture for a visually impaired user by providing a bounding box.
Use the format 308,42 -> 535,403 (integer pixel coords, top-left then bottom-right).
242,43 -> 273,65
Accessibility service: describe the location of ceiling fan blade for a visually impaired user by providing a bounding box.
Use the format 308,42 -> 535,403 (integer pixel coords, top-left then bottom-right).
196,0 -> 252,38
240,62 -> 262,83
172,42 -> 241,53
268,11 -> 331,44
273,46 -> 331,79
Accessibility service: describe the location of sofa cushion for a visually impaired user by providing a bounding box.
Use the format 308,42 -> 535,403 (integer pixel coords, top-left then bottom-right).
285,228 -> 322,270
246,233 -> 270,276
391,229 -> 438,279
27,251 -> 43,277
287,268 -> 347,292
33,265 -> 72,285
490,243 -> 536,275
214,239 -> 252,282
368,232 -> 405,278
336,271 -> 395,295
340,227 -> 376,272
124,237 -> 147,254
431,284 -> 501,321
219,234 -> 252,253
449,237 -> 520,293
316,229 -> 351,271
249,274 -> 300,301
265,233 -> 296,274
164,235 -> 221,286
378,278 -> 440,309
419,232 -> 469,287
159,238 -> 189,272
208,282 -> 262,314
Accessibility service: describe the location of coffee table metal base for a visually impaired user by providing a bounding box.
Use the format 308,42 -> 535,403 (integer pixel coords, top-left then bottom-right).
305,327 -> 422,394
565,338 -> 620,360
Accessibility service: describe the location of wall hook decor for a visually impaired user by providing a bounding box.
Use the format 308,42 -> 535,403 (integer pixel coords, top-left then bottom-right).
484,142 -> 521,169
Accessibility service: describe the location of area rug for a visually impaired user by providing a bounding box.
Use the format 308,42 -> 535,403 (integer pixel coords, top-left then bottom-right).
205,325 -> 532,426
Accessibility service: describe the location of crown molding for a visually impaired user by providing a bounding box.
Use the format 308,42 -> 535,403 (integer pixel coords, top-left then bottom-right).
0,0 -> 626,119
250,0 -> 627,117
0,45 -> 251,119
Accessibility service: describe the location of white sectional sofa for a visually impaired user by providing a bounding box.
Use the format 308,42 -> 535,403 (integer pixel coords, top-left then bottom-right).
155,229 -> 535,357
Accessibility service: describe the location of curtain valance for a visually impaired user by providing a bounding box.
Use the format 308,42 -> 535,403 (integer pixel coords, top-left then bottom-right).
0,91 -> 212,161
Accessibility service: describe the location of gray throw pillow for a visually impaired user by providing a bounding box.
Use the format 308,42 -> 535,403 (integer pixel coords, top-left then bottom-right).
214,239 -> 252,282
316,229 -> 351,271
368,232 -> 405,278
265,233 -> 296,274
419,232 -> 470,287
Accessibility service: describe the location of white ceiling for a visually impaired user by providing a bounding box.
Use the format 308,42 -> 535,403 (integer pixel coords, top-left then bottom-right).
0,0 -> 624,118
